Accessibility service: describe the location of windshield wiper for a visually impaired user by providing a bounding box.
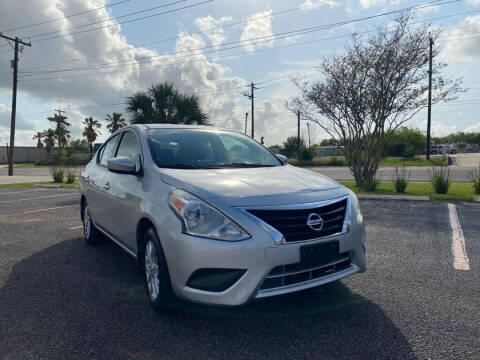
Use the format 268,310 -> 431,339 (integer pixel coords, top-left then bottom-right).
215,163 -> 276,168
160,164 -> 200,169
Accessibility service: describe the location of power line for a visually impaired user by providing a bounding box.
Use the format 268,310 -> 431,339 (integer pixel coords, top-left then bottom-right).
0,0 -> 131,34
18,0 -> 338,72
24,0 -> 187,40
14,9 -> 474,85
17,0 -> 458,78
30,0 -> 214,43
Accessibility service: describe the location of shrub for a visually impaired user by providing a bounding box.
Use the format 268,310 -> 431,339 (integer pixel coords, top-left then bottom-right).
53,149 -> 68,165
65,168 -> 77,184
401,146 -> 416,158
430,165 -> 452,194
392,165 -> 410,193
300,148 -> 314,161
471,164 -> 480,195
361,175 -> 380,191
49,167 -> 64,183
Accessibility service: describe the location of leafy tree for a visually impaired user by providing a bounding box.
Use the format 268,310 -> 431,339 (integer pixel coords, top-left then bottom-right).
126,82 -> 209,125
47,113 -> 71,153
384,127 -> 426,157
106,112 -> 126,133
434,131 -> 480,145
287,15 -> 462,188
82,117 -> 102,158
319,138 -> 342,146
43,129 -> 57,153
32,132 -> 44,148
282,136 -> 306,158
68,138 -> 89,152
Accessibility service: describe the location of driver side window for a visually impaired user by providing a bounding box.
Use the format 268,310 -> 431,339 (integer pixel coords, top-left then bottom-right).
98,135 -> 120,166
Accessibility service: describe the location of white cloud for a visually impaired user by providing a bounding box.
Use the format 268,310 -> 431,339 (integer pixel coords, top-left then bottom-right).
467,0 -> 480,7
414,3 -> 439,14
431,121 -> 458,137
0,104 -> 10,113
194,15 -> 232,49
359,0 -> 386,10
442,16 -> 480,63
240,10 -> 275,52
300,0 -> 341,10
466,122 -> 480,132
0,0 -> 248,145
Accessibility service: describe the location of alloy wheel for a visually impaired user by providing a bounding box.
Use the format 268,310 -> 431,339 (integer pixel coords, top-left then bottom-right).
145,240 -> 160,301
83,205 -> 91,239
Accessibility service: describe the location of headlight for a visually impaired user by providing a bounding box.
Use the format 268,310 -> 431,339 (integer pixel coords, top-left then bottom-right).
349,192 -> 363,224
169,189 -> 250,241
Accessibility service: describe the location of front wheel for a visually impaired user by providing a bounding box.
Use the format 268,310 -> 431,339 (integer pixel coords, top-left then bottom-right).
142,228 -> 175,311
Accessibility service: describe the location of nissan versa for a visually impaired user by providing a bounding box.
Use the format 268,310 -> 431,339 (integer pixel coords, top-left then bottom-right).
79,124 -> 366,309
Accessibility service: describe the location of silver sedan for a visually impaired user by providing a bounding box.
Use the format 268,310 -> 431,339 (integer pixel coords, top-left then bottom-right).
79,124 -> 366,309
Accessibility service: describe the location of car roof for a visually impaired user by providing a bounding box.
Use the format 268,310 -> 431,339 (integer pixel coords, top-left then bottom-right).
126,123 -> 242,133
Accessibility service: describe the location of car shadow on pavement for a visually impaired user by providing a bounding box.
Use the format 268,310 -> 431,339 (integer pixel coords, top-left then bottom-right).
0,237 -> 416,360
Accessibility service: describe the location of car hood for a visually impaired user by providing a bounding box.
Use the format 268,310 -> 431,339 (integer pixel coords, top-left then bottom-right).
160,165 -> 349,207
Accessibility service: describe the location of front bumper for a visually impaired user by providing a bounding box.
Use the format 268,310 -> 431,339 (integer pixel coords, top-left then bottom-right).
158,211 -> 366,306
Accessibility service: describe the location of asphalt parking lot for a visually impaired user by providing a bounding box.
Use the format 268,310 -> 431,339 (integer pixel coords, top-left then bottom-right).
0,188 -> 478,359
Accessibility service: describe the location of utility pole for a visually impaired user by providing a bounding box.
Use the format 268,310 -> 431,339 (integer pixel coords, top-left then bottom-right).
245,112 -> 248,135
297,110 -> 301,159
426,37 -> 433,161
242,83 -> 258,139
0,33 -> 31,176
306,122 -> 311,148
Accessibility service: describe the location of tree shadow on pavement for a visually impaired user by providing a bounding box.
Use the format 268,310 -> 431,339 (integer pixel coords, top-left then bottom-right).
0,237 -> 416,360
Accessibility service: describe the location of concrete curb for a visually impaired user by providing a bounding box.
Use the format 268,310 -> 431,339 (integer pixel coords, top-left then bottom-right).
475,197 -> 480,203
357,194 -> 430,201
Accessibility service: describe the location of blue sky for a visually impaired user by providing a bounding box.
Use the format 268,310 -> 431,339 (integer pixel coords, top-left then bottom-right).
0,0 -> 479,146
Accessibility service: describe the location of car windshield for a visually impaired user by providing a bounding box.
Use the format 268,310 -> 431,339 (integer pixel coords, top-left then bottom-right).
147,129 -> 282,169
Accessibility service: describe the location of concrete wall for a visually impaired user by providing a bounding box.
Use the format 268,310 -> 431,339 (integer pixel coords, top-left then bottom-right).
0,146 -> 52,164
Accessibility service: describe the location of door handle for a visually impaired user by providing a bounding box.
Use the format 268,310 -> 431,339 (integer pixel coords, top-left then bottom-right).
103,182 -> 110,191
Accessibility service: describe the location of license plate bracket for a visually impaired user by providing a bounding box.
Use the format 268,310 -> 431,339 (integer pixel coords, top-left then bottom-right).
300,241 -> 339,268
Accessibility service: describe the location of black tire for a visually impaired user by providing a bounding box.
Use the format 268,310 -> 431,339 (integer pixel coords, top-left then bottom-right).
82,201 -> 102,245
141,228 -> 175,311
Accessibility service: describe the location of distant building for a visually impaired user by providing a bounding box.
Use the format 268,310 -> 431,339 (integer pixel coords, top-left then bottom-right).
316,146 -> 343,157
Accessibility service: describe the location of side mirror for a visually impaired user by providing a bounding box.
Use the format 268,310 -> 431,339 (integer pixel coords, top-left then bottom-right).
276,154 -> 288,164
107,157 -> 138,174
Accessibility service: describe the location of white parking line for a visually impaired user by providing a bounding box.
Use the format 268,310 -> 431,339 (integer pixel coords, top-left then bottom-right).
448,203 -> 470,271
0,204 -> 79,217
0,193 -> 77,204
69,226 -> 83,230
0,189 -> 52,196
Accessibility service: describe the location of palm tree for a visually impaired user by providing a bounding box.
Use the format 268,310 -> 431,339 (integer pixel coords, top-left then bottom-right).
43,129 -> 57,153
126,82 -> 209,125
32,132 -> 45,148
82,117 -> 102,158
47,113 -> 71,151
106,112 -> 126,133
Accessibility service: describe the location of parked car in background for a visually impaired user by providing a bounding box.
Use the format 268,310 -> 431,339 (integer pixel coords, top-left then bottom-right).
429,144 -> 456,155
79,125 -> 366,310
467,146 -> 480,153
